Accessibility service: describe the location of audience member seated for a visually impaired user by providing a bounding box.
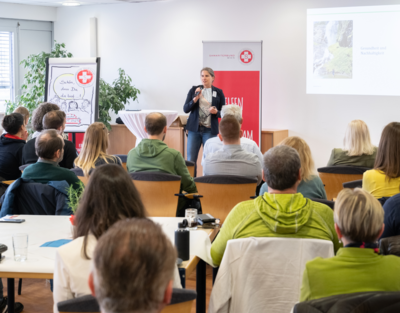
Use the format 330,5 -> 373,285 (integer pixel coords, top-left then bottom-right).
127,112 -> 196,193
88,218 -> 176,313
53,165 -> 182,313
202,104 -> 262,165
363,122 -> 400,199
23,110 -> 77,169
21,129 -> 80,190
0,113 -> 28,180
300,188 -> 400,301
260,136 -> 326,199
203,115 -> 262,185
380,193 -> 400,239
74,122 -> 121,176
29,102 -> 59,139
210,145 -> 340,266
327,120 -> 377,168
13,106 -> 30,126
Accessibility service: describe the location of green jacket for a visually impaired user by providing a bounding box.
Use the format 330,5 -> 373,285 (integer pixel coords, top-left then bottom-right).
127,139 -> 197,193
327,147 -> 377,168
210,192 -> 340,266
300,248 -> 400,301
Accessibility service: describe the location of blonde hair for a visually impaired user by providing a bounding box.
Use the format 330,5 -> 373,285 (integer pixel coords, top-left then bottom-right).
343,120 -> 375,156
335,188 -> 383,242
278,136 -> 316,181
74,122 -> 117,177
14,106 -> 29,124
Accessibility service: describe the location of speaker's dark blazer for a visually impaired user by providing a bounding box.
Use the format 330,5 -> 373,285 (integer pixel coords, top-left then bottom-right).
183,85 -> 225,136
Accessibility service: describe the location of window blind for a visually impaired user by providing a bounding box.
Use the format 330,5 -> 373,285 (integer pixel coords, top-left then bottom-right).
0,32 -> 14,102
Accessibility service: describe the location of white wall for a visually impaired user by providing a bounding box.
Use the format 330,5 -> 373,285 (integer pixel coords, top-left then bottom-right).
54,0 -> 400,168
0,2 -> 56,21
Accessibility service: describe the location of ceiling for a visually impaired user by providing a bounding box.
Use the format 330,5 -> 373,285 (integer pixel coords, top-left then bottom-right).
0,0 -> 164,6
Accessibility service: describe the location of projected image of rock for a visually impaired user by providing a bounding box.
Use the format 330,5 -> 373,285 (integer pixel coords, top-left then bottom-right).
313,20 -> 353,79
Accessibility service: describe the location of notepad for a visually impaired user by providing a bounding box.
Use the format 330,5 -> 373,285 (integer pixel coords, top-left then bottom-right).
40,239 -> 72,248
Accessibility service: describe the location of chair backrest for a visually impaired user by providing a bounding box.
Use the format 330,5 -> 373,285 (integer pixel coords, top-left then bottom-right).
70,167 -> 84,177
379,235 -> 400,257
185,160 -> 195,178
317,166 -> 370,200
293,291 -> 400,313
13,182 -> 71,215
58,289 -> 196,313
114,154 -> 127,171
310,198 -> 334,210
342,179 -> 362,189
78,176 -> 89,186
19,164 -> 31,172
209,237 -> 334,313
194,175 -> 257,223
130,171 -> 181,217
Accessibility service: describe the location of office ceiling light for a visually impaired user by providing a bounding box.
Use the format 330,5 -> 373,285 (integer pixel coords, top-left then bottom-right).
62,1 -> 81,6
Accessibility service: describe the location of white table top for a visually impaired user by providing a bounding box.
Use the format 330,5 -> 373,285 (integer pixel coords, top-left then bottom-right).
0,215 -> 214,275
118,110 -> 179,147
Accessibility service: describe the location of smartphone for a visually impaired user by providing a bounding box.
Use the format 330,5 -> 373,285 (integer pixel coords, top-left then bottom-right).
0,219 -> 25,223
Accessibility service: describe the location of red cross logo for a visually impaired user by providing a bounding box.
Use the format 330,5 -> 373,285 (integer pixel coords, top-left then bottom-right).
77,70 -> 93,85
240,50 -> 253,64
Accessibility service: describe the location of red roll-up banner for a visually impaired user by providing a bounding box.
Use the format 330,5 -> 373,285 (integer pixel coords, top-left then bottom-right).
203,41 -> 262,146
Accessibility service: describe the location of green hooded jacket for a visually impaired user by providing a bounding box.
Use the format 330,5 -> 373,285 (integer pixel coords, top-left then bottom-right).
127,139 -> 197,193
211,192 -> 340,266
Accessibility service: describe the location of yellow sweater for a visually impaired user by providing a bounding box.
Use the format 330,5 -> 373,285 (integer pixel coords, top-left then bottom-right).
363,169 -> 400,199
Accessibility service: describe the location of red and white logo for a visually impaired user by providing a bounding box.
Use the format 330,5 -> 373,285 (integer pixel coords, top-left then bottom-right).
75,68 -> 95,88
239,50 -> 253,64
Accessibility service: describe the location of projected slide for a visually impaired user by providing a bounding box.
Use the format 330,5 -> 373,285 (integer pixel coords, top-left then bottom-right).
307,5 -> 400,96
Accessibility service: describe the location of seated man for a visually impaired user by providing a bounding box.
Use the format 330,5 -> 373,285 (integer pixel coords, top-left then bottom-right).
22,129 -> 80,190
202,104 -> 262,165
89,218 -> 176,313
203,115 -> 262,185
210,145 -> 340,266
22,110 -> 77,169
127,112 -> 196,194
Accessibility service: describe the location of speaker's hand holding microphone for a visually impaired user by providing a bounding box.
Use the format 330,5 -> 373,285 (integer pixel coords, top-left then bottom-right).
193,86 -> 203,103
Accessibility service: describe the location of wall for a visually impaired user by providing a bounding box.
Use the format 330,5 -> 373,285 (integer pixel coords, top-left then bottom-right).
54,0 -> 400,167
0,2 -> 56,21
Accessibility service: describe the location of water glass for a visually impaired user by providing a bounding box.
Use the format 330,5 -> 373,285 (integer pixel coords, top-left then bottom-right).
12,233 -> 28,262
185,209 -> 198,230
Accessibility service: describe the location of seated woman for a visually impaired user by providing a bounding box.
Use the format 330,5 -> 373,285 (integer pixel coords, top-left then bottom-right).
363,122 -> 400,199
260,136 -> 326,199
53,165 -> 182,312
0,113 -> 28,180
300,188 -> 400,301
74,122 -> 121,176
327,120 -> 377,168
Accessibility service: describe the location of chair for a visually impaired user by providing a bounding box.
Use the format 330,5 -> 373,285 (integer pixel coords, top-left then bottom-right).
194,175 -> 257,223
209,237 -> 334,313
342,179 -> 362,189
293,291 -> 400,313
78,176 -> 89,186
379,235 -> 400,257
130,172 -> 181,217
185,160 -> 195,177
114,154 -> 127,171
310,198 -> 334,210
58,289 -> 197,313
317,166 -> 370,200
19,164 -> 31,172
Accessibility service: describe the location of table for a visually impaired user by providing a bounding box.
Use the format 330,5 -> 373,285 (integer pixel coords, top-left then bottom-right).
118,110 -> 179,147
0,215 -> 217,313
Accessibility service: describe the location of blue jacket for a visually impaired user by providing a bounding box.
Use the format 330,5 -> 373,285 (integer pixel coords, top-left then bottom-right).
183,85 -> 225,136
381,194 -> 400,239
0,178 -> 73,217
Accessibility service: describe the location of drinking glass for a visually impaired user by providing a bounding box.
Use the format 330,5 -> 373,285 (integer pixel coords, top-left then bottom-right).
185,209 -> 198,230
12,233 -> 28,262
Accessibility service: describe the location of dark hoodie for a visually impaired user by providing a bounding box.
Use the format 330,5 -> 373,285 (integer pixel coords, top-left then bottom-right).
0,134 -> 26,180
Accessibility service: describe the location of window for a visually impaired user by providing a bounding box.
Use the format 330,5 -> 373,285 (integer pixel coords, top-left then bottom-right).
0,32 -> 14,111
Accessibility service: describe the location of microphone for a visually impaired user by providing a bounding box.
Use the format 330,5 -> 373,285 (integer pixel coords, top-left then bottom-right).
194,86 -> 203,97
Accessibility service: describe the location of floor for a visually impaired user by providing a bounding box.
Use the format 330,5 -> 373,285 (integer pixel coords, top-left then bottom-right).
1,265 -> 214,313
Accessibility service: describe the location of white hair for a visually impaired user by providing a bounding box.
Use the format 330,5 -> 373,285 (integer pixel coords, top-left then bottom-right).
221,105 -> 243,124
